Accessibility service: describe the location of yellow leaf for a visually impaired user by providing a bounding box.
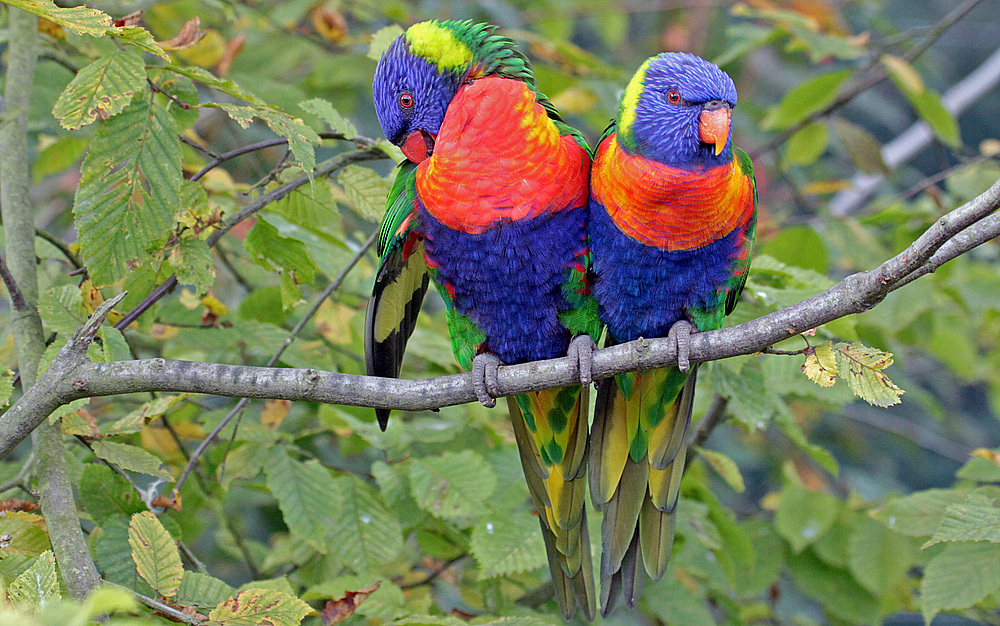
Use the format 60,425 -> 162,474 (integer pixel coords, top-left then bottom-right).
261,399 -> 291,430
882,54 -> 924,95
200,295 -> 228,316
802,341 -> 838,387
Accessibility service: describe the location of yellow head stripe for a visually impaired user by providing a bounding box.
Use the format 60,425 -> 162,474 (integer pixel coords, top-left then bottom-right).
405,21 -> 474,73
618,57 -> 653,137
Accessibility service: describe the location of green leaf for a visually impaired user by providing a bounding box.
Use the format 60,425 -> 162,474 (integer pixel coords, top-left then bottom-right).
264,447 -> 340,551
32,136 -> 89,183
257,108 -> 320,175
208,588 -> 312,626
300,98 -> 357,140
921,541 -> 1000,622
712,360 -> 779,430
0,513 -> 51,581
337,164 -> 390,222
245,217 -> 317,286
642,569 -> 715,626
835,342 -> 904,407
176,571 -> 236,607
787,548 -> 879,623
104,394 -> 187,435
924,493 -> 1000,547
8,550 -> 60,608
129,511 -> 183,598
91,440 -> 172,481
81,585 -> 140,619
327,475 -> 404,573
775,482 -> 839,553
470,512 -> 547,578
907,87 -> 960,147
74,98 -> 181,286
170,237 -> 215,293
165,65 -> 266,105
368,25 -> 403,60
696,447 -> 745,493
96,518 -> 154,595
79,464 -> 147,525
99,325 -> 130,362
848,516 -> 916,594
37,285 -> 84,335
872,488 -> 968,536
111,25 -> 169,60
762,70 -> 851,130
3,0 -> 111,36
957,456 -> 1000,483
268,180 -> 342,240
0,370 -> 13,409
782,121 -> 828,168
409,450 -> 497,518
832,117 -> 890,175
52,48 -> 147,130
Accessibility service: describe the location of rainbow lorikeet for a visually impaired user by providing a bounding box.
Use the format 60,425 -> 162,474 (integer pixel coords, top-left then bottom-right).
365,20 -> 601,620
587,53 -> 757,614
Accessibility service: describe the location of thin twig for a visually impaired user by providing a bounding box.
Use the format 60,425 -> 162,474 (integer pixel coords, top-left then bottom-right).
0,451 -> 36,496
34,228 -> 83,270
0,253 -> 28,312
749,0 -> 986,160
109,582 -> 204,625
174,229 -> 378,493
399,556 -> 467,589
840,404 -> 968,462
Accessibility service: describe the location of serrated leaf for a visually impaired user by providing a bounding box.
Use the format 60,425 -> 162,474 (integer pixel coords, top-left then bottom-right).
782,121 -> 828,168
170,237 -> 215,293
328,475 -> 404,572
245,217 -> 317,284
712,360 -> 779,430
129,511 -> 183,598
470,513 -> 547,578
300,98 -> 357,139
848,516 -> 915,595
8,550 -> 59,608
166,65 -> 266,105
642,570 -> 715,626
209,588 -> 312,626
921,541 -> 1000,622
99,325 -> 130,362
907,88 -> 960,147
52,48 -> 146,130
96,519 -> 154,595
924,493 -> 1000,547
268,179 -> 342,240
835,342 -> 904,406
872,489 -> 968,536
775,482 -> 839,553
337,165 -> 390,222
105,394 -> 187,435
112,25 -> 170,60
802,341 -> 838,387
36,285 -> 84,335
257,108 -> 320,175
74,98 -> 181,286
3,0 -> 111,36
319,580 -> 380,625
176,571 -> 235,607
0,514 -> 50,582
91,440 -> 172,480
762,69 -> 851,130
832,118 -> 890,175
264,447 -> 341,551
697,447 -> 745,493
409,451 -> 497,519
79,464 -> 147,524
368,25 -> 403,60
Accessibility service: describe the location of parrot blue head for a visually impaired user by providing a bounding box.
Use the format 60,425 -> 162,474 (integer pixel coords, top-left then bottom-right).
616,52 -> 738,168
372,23 -> 473,163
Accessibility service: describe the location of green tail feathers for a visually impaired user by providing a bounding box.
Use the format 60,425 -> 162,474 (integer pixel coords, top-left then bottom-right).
507,388 -> 596,621
590,367 -> 698,616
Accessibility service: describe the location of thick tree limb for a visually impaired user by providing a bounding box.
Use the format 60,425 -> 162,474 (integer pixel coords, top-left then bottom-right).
2,179 -> 997,459
0,7 -> 102,599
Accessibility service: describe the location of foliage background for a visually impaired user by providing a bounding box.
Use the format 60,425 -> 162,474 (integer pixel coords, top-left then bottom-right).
1,0 -> 1000,624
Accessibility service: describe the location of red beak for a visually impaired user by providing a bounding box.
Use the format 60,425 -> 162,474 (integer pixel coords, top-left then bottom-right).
401,130 -> 436,163
698,107 -> 731,156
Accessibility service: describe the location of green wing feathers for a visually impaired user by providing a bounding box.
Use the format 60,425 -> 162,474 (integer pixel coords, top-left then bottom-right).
508,388 -> 596,621
590,367 -> 697,615
365,162 -> 431,429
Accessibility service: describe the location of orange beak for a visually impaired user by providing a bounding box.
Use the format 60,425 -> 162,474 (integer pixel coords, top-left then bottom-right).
698,107 -> 731,156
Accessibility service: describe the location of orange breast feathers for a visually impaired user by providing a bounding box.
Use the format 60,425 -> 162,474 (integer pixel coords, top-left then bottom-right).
591,134 -> 755,250
415,76 -> 589,234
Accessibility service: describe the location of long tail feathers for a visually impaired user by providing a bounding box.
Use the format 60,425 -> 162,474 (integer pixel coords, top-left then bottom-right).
508,388 -> 596,621
591,367 -> 698,616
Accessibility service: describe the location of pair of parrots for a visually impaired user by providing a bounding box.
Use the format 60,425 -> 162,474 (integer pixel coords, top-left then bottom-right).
365,20 -> 757,621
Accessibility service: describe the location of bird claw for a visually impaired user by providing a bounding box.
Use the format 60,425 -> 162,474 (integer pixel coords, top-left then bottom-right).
471,353 -> 502,408
667,320 -> 695,373
568,335 -> 597,387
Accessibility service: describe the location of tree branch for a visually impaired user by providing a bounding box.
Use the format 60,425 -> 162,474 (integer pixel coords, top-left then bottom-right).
0,7 -> 102,599
1,179 -> 997,459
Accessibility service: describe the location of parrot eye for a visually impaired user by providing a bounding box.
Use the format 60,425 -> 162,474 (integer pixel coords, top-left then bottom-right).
398,91 -> 414,110
666,89 -> 681,104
